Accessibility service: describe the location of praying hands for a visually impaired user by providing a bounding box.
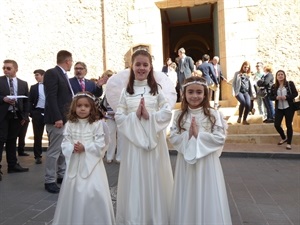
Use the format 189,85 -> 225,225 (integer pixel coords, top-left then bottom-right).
136,97 -> 149,120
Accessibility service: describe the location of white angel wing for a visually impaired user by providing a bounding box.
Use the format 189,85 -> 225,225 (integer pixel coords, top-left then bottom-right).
106,69 -> 177,112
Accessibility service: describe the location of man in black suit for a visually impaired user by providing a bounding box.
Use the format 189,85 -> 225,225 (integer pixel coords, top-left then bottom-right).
43,50 -> 73,193
0,59 -> 29,181
29,69 -> 46,164
69,61 -> 104,97
198,54 -> 218,102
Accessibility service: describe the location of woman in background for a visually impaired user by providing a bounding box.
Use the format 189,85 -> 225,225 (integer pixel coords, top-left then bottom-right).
270,70 -> 298,150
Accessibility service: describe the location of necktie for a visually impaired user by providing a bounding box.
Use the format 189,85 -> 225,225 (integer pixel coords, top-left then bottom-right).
9,78 -> 18,117
9,78 -> 15,95
80,79 -> 85,91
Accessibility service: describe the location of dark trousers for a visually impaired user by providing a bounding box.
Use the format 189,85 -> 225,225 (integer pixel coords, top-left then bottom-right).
31,109 -> 45,159
274,106 -> 295,144
263,96 -> 275,120
0,112 -> 22,168
17,119 -> 29,154
235,92 -> 251,121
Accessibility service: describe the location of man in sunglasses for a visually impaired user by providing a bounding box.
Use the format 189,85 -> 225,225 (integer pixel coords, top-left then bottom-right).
0,59 -> 30,181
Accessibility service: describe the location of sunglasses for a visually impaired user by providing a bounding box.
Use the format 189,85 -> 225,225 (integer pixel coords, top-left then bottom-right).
2,66 -> 12,71
74,67 -> 85,70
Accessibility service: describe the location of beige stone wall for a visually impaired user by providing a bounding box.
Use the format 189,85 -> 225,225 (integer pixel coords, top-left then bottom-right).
0,0 -> 105,84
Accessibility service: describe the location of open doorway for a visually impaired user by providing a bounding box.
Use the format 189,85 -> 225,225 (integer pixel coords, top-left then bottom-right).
160,4 -> 219,64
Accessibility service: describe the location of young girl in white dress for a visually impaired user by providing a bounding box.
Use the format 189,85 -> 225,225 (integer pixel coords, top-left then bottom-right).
169,76 -> 232,225
52,92 -> 115,225
115,49 -> 174,225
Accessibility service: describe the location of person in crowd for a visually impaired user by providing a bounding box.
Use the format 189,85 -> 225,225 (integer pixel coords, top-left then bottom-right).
29,69 -> 46,164
0,59 -> 29,181
52,92 -> 115,225
252,62 -> 266,117
211,56 -> 226,109
167,62 -> 178,88
115,49 -> 173,224
169,76 -> 232,225
43,50 -> 74,193
198,54 -> 218,103
232,61 -> 253,125
270,70 -> 298,150
99,70 -> 122,164
17,119 -> 30,156
195,59 -> 202,69
69,61 -> 105,97
176,47 -> 194,90
257,64 -> 275,123
193,69 -> 202,77
161,57 -> 172,73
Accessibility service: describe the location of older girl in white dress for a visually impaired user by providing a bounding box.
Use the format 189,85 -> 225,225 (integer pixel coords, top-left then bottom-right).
170,76 -> 232,225
114,49 -> 174,225
52,92 -> 115,225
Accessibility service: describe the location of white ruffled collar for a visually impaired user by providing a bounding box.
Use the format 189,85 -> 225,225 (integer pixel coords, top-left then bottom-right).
134,79 -> 148,86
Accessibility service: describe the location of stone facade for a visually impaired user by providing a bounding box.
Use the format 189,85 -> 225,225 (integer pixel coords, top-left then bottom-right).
1,0 -> 299,86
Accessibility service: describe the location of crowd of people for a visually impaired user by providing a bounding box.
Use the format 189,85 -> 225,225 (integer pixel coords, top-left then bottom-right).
0,48 -> 298,224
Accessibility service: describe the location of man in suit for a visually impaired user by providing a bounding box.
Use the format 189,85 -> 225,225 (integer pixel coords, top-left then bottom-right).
176,48 -> 194,89
0,59 -> 29,181
29,69 -> 46,164
43,50 -> 73,193
198,54 -> 218,103
211,56 -> 227,109
69,61 -> 104,97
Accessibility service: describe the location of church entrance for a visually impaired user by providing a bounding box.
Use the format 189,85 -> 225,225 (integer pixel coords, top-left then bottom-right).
159,3 -> 219,64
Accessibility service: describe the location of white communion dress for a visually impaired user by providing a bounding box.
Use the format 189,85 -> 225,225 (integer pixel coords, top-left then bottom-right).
169,107 -> 232,225
52,119 -> 115,225
115,80 -> 174,225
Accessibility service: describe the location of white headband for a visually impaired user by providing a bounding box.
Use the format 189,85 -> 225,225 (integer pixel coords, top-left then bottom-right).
182,81 -> 207,89
73,92 -> 96,101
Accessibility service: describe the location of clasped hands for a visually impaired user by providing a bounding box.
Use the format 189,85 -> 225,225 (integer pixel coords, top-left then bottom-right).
136,97 -> 149,120
189,117 -> 198,139
276,95 -> 286,100
73,141 -> 85,154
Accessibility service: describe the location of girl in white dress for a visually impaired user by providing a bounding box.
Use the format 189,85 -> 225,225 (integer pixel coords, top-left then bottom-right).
115,49 -> 174,225
52,92 -> 115,225
169,76 -> 232,225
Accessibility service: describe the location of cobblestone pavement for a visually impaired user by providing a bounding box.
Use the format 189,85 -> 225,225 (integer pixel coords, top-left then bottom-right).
0,152 -> 299,225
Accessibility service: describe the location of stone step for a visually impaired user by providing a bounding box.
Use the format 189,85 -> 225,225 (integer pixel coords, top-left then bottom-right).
227,123 -> 276,134
226,133 -> 300,145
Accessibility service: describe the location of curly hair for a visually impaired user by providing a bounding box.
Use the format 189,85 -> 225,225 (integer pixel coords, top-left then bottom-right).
177,76 -> 216,133
67,92 -> 103,123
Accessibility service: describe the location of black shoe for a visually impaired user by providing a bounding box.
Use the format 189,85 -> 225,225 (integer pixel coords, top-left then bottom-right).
45,182 -> 60,193
57,177 -> 63,184
7,163 -> 29,173
18,152 -> 30,156
35,158 -> 42,164
264,119 -> 274,123
237,117 -> 241,123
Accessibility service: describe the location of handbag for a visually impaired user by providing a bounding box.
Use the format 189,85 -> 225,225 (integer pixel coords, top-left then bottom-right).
256,87 -> 267,97
293,101 -> 300,111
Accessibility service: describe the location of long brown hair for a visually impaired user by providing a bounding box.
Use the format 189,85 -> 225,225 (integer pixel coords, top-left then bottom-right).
177,76 -> 216,132
238,61 -> 251,75
67,92 -> 101,123
274,70 -> 287,89
126,49 -> 158,95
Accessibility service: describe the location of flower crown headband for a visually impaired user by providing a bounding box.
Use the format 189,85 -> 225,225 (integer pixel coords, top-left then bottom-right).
73,92 -> 96,101
181,81 -> 207,89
